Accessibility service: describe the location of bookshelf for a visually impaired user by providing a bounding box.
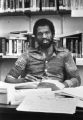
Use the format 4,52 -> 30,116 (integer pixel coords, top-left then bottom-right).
56,32 -> 83,57
55,31 -> 83,67
0,31 -> 36,57
0,0 -> 72,16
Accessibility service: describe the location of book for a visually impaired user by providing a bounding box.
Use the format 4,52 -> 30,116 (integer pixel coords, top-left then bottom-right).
24,0 -> 30,11
0,81 -> 39,105
0,90 -> 7,104
30,0 -> 37,11
58,32 -> 83,58
2,37 -> 6,55
49,0 -> 56,11
0,0 -> 5,13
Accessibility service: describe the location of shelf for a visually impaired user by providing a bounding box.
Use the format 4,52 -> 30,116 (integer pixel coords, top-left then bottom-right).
0,55 -> 18,59
0,10 -> 71,16
0,11 -> 27,16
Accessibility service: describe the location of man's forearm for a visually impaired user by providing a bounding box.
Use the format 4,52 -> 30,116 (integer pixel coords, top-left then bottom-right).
5,75 -> 26,83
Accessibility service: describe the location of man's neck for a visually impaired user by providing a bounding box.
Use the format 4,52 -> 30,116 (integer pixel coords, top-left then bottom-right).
40,45 -> 54,58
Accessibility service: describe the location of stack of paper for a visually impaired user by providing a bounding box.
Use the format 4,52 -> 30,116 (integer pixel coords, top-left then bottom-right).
54,86 -> 83,100
54,86 -> 83,108
16,92 -> 77,114
0,87 -> 7,104
0,81 -> 39,105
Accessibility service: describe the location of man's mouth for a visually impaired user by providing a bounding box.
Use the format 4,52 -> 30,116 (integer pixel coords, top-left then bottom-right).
42,39 -> 49,44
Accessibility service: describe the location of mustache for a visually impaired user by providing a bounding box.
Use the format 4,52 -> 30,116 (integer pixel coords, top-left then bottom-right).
38,38 -> 53,42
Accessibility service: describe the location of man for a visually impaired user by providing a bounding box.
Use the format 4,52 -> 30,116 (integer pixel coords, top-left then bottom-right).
5,18 -> 81,90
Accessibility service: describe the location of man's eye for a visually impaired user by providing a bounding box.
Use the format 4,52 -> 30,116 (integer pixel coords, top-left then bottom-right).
45,31 -> 49,35
37,33 -> 43,36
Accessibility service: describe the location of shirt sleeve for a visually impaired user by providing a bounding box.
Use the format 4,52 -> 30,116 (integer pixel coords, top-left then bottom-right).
64,51 -> 81,87
8,52 -> 29,78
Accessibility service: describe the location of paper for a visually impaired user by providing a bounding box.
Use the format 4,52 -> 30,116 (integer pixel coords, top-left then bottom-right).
9,88 -> 52,105
55,86 -> 83,100
38,80 -> 65,90
0,81 -> 39,105
76,99 -> 83,108
16,92 -> 77,114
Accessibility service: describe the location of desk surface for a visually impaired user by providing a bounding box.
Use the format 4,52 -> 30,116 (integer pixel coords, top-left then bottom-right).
0,104 -> 83,120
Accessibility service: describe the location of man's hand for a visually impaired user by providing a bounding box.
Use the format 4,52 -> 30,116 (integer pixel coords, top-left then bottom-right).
37,80 -> 65,91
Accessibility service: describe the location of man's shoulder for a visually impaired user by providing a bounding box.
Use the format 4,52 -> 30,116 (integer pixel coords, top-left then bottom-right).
55,47 -> 69,53
54,47 -> 70,57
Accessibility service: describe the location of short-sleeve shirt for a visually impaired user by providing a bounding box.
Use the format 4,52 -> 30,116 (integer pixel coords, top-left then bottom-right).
8,45 -> 81,87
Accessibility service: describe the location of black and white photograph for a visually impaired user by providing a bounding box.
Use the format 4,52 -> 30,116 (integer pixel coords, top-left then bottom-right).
0,0 -> 83,120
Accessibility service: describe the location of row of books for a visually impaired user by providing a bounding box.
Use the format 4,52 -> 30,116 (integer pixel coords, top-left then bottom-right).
57,32 -> 83,58
0,34 -> 35,56
58,0 -> 83,11
71,0 -> 83,10
1,0 -> 83,13
58,0 -> 71,10
1,0 -> 82,13
58,0 -> 83,10
0,0 -> 57,13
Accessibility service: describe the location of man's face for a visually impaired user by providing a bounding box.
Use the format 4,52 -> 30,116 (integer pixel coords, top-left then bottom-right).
36,25 -> 53,49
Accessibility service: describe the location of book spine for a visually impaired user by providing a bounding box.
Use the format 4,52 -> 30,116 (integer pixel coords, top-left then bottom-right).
12,39 -> 14,54
49,0 -> 55,11
14,39 -> 17,54
15,0 -> 19,11
75,39 -> 78,58
70,39 -> 73,53
18,0 -> 23,11
78,41 -> 82,58
6,39 -> 9,55
8,39 -> 13,55
17,39 -> 22,55
36,0 -> 40,11
44,0 -> 49,11
58,0 -> 63,10
42,0 -> 45,11
0,37 -> 2,53
2,38 -> 6,55
0,0 -> 4,13
81,33 -> 83,57
62,37 -> 66,48
24,0 -> 30,11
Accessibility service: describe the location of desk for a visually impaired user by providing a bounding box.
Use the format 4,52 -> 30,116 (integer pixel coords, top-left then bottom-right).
0,104 -> 83,120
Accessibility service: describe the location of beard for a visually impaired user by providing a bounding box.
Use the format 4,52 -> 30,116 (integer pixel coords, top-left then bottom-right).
37,38 -> 53,49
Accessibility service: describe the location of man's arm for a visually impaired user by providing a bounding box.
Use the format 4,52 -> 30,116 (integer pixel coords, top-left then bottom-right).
63,52 -> 81,87
5,52 -> 28,83
5,75 -> 26,83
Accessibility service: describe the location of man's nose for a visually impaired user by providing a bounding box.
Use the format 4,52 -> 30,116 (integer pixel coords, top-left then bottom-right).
42,33 -> 47,38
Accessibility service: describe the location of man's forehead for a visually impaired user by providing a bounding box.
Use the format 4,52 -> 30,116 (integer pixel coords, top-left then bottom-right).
37,25 -> 50,32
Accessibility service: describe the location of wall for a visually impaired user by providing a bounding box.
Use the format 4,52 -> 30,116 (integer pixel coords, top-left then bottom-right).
63,15 -> 83,34
0,15 -> 30,36
0,14 -> 83,85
